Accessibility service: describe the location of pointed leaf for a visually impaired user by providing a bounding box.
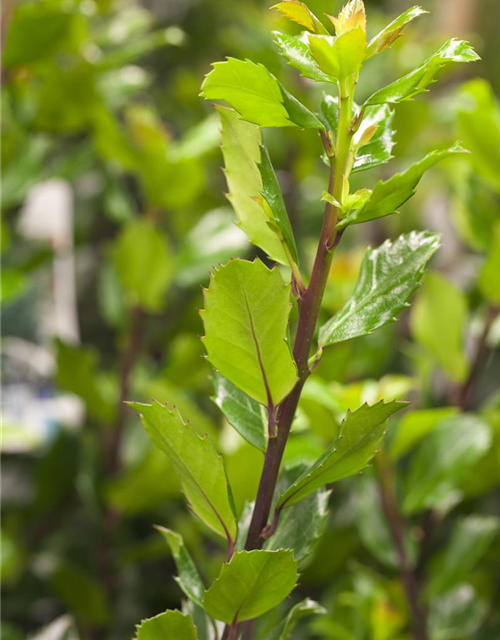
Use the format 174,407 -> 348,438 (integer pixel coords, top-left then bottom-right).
337,145 -> 467,229
201,259 -> 298,407
403,414 -> 492,514
129,401 -> 237,541
365,39 -> 479,106
203,550 -> 299,624
273,1 -> 329,34
277,401 -> 406,508
352,104 -> 395,173
258,144 -> 299,263
410,272 -> 469,383
366,6 -> 428,60
201,58 -> 323,129
135,610 -> 197,640
327,0 -> 366,36
212,371 -> 267,452
262,598 -> 326,640
155,527 -> 205,607
319,231 -> 439,346
308,29 -> 366,82
218,107 -> 287,264
273,32 -> 335,83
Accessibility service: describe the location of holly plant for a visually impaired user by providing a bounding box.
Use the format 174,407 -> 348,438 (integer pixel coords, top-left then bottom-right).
130,2 -> 479,639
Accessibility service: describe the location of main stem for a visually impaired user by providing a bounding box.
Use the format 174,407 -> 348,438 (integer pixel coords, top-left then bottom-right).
244,87 -> 354,553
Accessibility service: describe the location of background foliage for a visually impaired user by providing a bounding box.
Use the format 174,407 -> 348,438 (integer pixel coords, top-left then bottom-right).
2,0 -> 500,639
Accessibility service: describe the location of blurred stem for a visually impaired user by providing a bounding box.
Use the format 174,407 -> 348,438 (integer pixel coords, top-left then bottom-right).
452,305 -> 499,410
375,452 -> 429,640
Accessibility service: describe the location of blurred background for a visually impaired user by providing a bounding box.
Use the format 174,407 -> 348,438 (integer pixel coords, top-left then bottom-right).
1,1 -> 500,639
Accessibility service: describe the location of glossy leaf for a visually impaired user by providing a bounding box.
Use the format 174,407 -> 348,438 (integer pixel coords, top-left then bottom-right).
129,401 -> 238,541
273,32 -> 335,83
308,29 -> 366,83
365,39 -> 479,106
410,272 -> 469,383
201,58 -> 323,129
352,104 -> 395,173
262,599 -> 326,640
319,231 -> 439,346
135,610 -> 197,640
366,6 -> 428,60
156,527 -> 205,607
203,550 -> 298,624
112,218 -> 173,312
200,259 -> 298,407
403,414 -> 492,514
258,144 -> 299,263
277,401 -> 406,508
426,515 -> 500,597
337,145 -> 467,228
273,1 -> 329,34
218,107 -> 288,264
390,407 -> 459,460
265,465 -> 330,562
211,371 -> 267,452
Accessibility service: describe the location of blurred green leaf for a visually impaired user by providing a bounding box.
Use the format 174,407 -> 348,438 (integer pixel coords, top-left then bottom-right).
112,218 -> 173,312
427,515 -> 500,597
203,550 -> 298,623
479,222 -> 500,303
410,272 -> 469,383
403,414 -> 492,514
390,407 -> 459,460
319,231 -> 439,346
261,598 -> 326,640
428,584 -> 485,640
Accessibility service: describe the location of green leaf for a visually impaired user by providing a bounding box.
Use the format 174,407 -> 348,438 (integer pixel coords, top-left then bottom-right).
389,407 -> 459,460
212,371 -> 267,452
337,145 -> 467,229
410,272 -> 469,383
428,584 -> 485,640
200,259 -> 298,407
136,610 -> 197,640
402,414 -> 492,514
273,1 -> 329,35
277,401 -> 406,508
365,6 -> 428,60
479,222 -> 500,303
155,527 -> 205,607
273,32 -> 335,83
203,550 -> 299,624
319,231 -> 440,346
261,598 -> 326,640
201,58 -> 323,129
426,515 -> 500,597
352,104 -> 395,173
112,219 -> 173,312
129,401 -> 237,542
258,144 -> 299,263
218,107 -> 288,264
264,466 -> 330,562
308,29 -> 366,83
365,39 -> 479,105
